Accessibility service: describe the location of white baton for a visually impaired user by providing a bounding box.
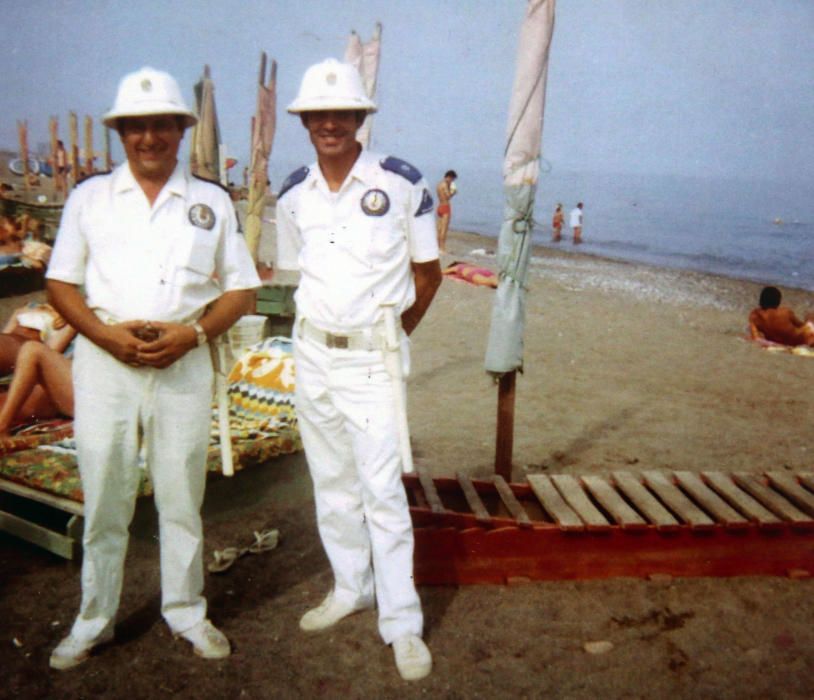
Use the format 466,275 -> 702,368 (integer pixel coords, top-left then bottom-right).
210,338 -> 235,477
381,303 -> 414,474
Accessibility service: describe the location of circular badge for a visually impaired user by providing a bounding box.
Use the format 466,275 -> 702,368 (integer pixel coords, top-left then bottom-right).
188,203 -> 216,230
360,189 -> 390,217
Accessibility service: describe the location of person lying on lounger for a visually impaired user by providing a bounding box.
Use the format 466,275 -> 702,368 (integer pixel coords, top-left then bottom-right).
0,303 -> 76,376
0,340 -> 74,436
749,286 -> 814,347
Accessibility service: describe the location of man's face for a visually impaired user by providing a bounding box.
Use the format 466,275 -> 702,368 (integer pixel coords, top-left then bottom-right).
302,110 -> 363,159
119,114 -> 184,181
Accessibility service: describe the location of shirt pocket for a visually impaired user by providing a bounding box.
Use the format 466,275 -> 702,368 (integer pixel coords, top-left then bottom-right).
173,225 -> 218,280
367,209 -> 407,262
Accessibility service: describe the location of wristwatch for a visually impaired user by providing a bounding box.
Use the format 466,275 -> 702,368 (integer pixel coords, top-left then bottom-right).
191,321 -> 208,347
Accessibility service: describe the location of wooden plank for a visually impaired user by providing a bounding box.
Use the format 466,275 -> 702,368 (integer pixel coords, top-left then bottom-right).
581,475 -> 647,528
551,474 -> 609,528
612,472 -> 679,529
642,471 -> 714,528
673,471 -> 749,526
766,472 -> 814,519
456,473 -> 492,526
0,479 -> 84,516
0,510 -> 76,559
733,472 -> 809,523
702,472 -> 781,525
416,466 -> 445,514
797,473 -> 814,493
492,475 -> 532,528
526,474 -> 584,530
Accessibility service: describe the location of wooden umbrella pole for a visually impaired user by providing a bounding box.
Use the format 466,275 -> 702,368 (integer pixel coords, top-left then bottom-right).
494,370 -> 516,481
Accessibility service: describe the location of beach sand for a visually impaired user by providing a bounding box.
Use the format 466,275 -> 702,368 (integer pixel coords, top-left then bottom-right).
2,228 -> 814,698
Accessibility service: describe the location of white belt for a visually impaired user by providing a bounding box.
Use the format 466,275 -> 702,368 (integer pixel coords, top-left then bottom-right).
298,317 -> 386,352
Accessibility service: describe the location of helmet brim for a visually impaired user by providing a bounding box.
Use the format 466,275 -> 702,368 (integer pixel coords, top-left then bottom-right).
102,107 -> 198,129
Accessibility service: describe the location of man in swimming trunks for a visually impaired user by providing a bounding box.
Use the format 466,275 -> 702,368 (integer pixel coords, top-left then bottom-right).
570,202 -> 584,244
749,286 -> 814,346
435,169 -> 457,253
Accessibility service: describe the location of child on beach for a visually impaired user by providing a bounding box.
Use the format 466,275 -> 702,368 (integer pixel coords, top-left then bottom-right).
748,286 -> 814,347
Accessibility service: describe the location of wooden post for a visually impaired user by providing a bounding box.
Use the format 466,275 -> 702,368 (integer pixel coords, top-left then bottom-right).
104,126 -> 112,171
17,120 -> 30,192
69,112 -> 79,187
495,370 -> 516,481
84,115 -> 94,175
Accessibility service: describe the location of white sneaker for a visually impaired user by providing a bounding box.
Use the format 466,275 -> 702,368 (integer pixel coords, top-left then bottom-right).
392,635 -> 432,681
49,630 -> 114,670
178,619 -> 231,659
299,592 -> 371,632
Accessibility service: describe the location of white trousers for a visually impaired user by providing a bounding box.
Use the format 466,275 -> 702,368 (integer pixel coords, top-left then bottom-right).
69,335 -> 213,642
294,322 -> 423,644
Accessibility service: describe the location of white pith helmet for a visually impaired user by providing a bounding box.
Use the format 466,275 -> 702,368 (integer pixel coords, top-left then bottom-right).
287,58 -> 377,114
102,67 -> 198,129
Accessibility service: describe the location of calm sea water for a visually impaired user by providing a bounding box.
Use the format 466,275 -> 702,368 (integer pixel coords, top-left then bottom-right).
451,168 -> 814,292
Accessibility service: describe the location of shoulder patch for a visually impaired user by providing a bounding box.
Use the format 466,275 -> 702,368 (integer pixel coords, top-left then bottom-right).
277,166 -> 309,199
380,156 -> 422,185
192,173 -> 230,194
75,170 -> 112,186
415,188 -> 434,217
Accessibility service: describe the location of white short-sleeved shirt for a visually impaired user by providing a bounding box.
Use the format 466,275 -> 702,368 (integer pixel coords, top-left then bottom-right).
569,207 -> 583,228
46,162 -> 260,322
276,150 -> 438,331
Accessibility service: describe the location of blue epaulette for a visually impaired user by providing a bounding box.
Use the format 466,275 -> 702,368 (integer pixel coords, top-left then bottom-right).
380,156 -> 422,185
192,173 -> 230,194
278,166 -> 309,199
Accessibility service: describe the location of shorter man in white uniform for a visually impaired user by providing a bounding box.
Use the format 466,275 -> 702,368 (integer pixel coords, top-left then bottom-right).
276,58 -> 442,681
45,67 -> 260,669
570,201 -> 584,244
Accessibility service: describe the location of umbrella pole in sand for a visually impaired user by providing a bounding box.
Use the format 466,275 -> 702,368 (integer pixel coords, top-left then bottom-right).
17,120 -> 30,192
485,0 -> 556,481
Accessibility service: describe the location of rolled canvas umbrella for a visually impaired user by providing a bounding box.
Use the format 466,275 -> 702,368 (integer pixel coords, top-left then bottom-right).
190,65 -> 221,182
17,119 -> 29,191
484,0 -> 556,479
344,22 -> 382,149
244,53 -> 277,261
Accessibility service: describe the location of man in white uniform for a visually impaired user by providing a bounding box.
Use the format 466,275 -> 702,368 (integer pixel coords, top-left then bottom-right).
276,58 -> 442,681
45,67 -> 260,669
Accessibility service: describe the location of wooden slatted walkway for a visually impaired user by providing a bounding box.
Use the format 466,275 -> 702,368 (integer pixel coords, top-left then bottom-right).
404,468 -> 814,585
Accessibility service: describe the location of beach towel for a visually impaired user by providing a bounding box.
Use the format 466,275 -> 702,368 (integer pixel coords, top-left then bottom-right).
747,335 -> 814,358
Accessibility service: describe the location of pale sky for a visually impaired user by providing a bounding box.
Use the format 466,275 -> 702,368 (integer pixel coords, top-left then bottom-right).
2,0 -> 812,186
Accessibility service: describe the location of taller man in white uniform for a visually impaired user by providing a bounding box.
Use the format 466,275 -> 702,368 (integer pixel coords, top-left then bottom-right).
45,67 -> 260,669
276,59 -> 442,681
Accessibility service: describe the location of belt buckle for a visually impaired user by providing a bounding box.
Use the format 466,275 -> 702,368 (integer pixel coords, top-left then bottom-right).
325,332 -> 349,349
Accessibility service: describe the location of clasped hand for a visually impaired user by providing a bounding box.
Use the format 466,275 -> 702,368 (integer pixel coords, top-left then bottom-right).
105,320 -> 197,369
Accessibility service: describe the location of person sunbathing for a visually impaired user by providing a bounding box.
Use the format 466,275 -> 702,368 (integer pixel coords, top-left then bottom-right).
0,341 -> 74,436
749,286 -> 814,347
442,260 -> 498,288
0,303 -> 76,376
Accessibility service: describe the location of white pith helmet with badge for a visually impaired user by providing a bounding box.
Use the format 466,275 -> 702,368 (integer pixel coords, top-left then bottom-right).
287,58 -> 377,114
102,67 -> 198,129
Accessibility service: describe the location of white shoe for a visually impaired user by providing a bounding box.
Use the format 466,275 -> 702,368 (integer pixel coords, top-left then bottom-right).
178,619 -> 231,659
49,630 -> 114,670
393,635 -> 432,681
299,592 -> 371,632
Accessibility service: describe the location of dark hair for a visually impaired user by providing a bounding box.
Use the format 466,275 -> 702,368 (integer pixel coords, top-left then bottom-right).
759,286 -> 782,309
444,170 -> 457,179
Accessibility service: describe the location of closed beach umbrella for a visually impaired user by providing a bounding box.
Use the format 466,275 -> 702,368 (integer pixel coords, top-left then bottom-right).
244,53 -> 277,261
190,65 -> 221,182
344,22 -> 382,149
484,0 -> 556,477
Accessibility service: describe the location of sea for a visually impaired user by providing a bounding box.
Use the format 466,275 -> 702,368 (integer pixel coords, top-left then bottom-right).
448,167 -> 814,293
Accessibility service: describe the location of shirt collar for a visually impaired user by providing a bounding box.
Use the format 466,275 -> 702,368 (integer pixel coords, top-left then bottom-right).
113,161 -> 188,200
307,148 -> 379,193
